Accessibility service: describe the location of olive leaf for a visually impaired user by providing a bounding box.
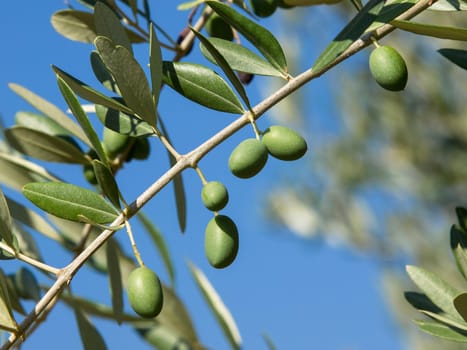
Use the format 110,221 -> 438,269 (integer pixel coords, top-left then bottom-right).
162,61 -> 244,114
193,29 -> 250,111
206,1 -> 287,75
6,196 -> 63,243
137,212 -> 175,286
95,36 -> 157,126
150,23 -> 163,109
0,188 -> 16,252
51,9 -> 146,44
53,65 -> 135,117
0,269 -> 19,333
406,265 -> 463,321
391,20 -> 467,41
90,51 -> 119,93
200,38 -> 284,77
95,104 -> 155,137
9,83 -> 90,146
57,76 -> 110,167
23,182 -> 118,224
74,307 -> 108,350
188,262 -> 242,350
106,239 -> 124,324
94,2 -> 132,53
454,293 -> 467,322
439,48 -> 467,71
430,0 -> 467,11
92,160 -> 122,210
450,225 -> 467,280
414,320 -> 467,342
313,0 -> 385,73
5,126 -> 88,164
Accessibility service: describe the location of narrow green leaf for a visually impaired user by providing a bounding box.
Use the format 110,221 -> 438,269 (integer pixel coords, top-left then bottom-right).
51,9 -> 146,44
162,61 -> 244,114
200,38 -> 284,77
177,0 -> 205,10
193,29 -> 250,110
56,76 -> 110,167
450,225 -> 467,280
406,265 -> 463,321
74,307 -> 108,350
95,36 -> 157,126
92,160 -> 121,209
430,0 -> 467,11
14,267 -> 41,301
454,293 -> 467,322
207,1 -> 287,74
313,0 -> 385,73
405,291 -> 443,314
158,117 -> 186,232
4,274 -> 26,315
106,239 -> 124,324
6,196 -> 64,244
439,49 -> 467,71
0,269 -> 18,333
414,320 -> 467,342
23,182 -> 118,224
0,152 -> 60,184
94,2 -> 132,53
366,0 -> 417,32
90,51 -> 119,93
0,188 -> 15,251
137,212 -> 175,286
150,23 -> 163,108
95,104 -> 155,137
8,83 -> 89,146
263,333 -> 278,350
5,127 -> 88,164
457,207 -> 467,230
53,66 -> 135,117
188,262 -> 242,350
420,310 -> 467,331
391,20 -> 467,41
13,225 -> 42,262
51,9 -> 98,43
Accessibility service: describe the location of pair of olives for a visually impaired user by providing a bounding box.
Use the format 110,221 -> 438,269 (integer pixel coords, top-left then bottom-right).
369,45 -> 408,92
228,125 -> 308,179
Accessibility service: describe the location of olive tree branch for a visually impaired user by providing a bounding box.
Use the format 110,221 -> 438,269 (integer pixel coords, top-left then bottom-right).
1,0 -> 434,348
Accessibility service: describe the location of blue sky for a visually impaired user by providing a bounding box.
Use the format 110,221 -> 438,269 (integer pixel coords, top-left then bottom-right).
1,1 -> 405,349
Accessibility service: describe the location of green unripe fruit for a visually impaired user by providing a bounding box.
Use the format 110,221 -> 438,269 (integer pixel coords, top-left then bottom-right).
369,45 -> 408,92
83,164 -> 98,185
103,127 -> 129,158
205,215 -> 239,268
262,125 -> 307,161
228,138 -> 268,178
129,137 -> 151,160
250,0 -> 278,17
201,181 -> 229,212
127,267 -> 164,318
205,14 -> 234,41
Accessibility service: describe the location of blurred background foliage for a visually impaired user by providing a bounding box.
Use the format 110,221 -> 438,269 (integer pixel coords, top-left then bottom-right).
265,5 -> 467,349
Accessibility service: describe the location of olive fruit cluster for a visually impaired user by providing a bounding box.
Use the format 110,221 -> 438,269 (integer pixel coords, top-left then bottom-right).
228,125 -> 307,179
369,45 -> 408,92
127,266 -> 164,318
250,0 -> 278,18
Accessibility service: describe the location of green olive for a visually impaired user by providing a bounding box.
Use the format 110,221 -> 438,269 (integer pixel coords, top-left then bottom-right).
205,215 -> 239,268
369,45 -> 408,92
103,127 -> 129,158
202,181 -> 229,212
205,14 -> 234,41
262,125 -> 307,161
250,0 -> 278,17
129,137 -> 151,160
83,164 -> 98,185
228,138 -> 268,178
127,267 -> 164,318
